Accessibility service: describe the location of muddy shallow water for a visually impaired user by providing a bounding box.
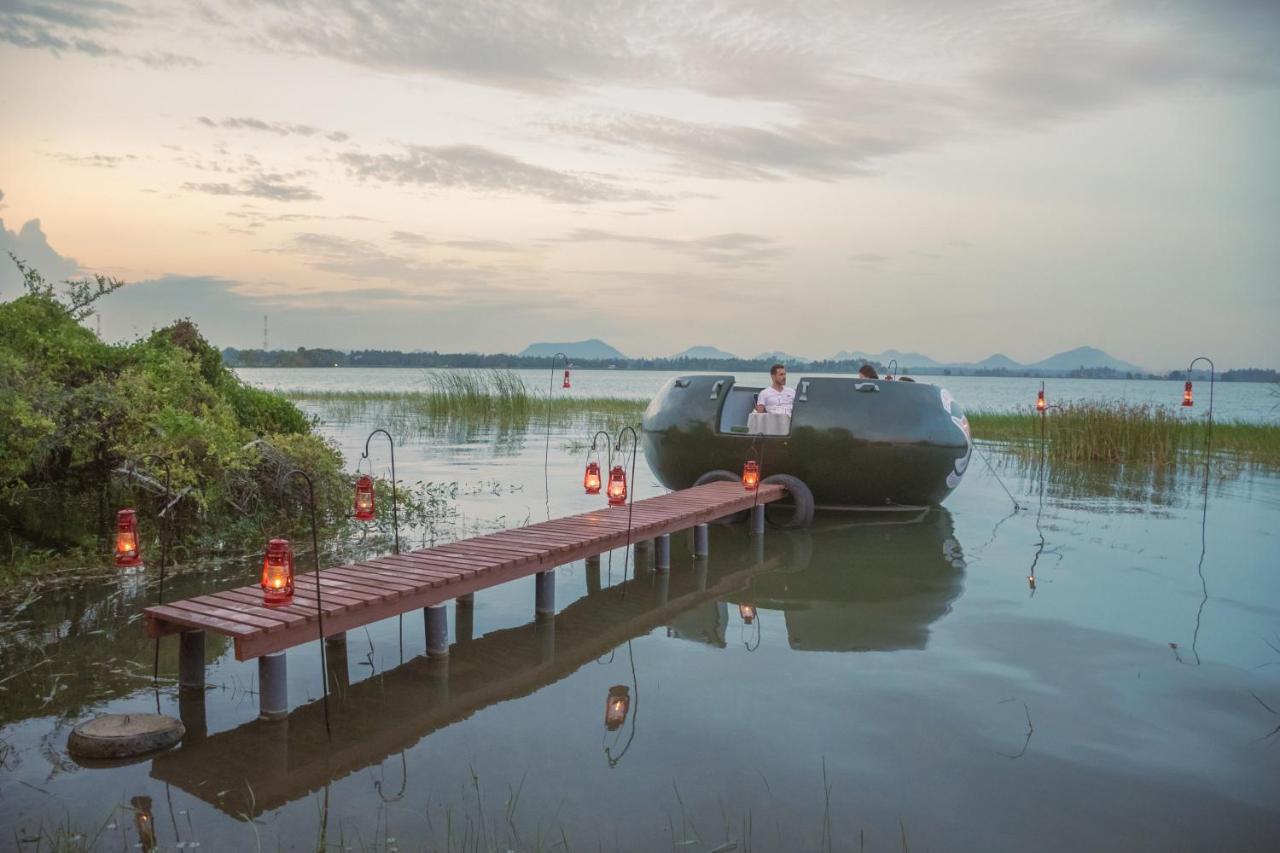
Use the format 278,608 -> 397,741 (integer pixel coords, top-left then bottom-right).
2,400 -> 1278,851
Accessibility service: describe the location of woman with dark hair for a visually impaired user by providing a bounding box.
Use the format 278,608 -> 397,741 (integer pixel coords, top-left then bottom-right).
858,364 -> 879,379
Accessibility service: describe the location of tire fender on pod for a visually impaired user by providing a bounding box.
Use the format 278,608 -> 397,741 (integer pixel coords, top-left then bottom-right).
761,474 -> 815,529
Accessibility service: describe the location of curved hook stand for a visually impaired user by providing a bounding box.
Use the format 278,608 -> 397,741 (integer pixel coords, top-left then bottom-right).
887,358 -> 899,379
360,428 -> 399,555
131,454 -> 174,695
373,751 -> 408,803
744,608 -> 762,652
544,352 -> 570,521
614,425 -> 640,591
1185,356 -> 1216,459
281,468 -> 331,739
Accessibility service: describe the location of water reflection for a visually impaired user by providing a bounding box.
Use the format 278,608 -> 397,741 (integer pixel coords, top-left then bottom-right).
151,514 -> 967,817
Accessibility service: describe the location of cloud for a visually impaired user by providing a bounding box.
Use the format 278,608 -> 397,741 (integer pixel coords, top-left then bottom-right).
183,173 -> 322,201
235,1 -> 1279,180
0,216 -> 81,299
390,231 -> 520,252
51,152 -> 138,168
338,144 -> 654,204
197,115 -> 348,141
553,228 -> 784,268
0,0 -> 201,67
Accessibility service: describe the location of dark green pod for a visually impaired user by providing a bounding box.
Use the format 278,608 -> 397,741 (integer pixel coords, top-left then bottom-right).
640,375 -> 972,507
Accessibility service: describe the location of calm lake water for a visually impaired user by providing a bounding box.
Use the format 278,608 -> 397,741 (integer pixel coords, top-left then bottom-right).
2,373 -> 1278,851
236,367 -> 1280,423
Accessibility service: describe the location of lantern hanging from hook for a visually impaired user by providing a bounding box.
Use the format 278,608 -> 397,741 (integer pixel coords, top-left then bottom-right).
261,538 -> 295,606
583,461 -> 602,494
1182,380 -> 1193,407
742,459 -> 760,490
1036,389 -> 1047,412
607,465 -> 627,506
354,474 -> 376,521
114,508 -> 142,568
563,365 -> 572,389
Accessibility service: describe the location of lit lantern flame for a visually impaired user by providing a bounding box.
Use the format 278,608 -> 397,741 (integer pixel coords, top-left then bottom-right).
607,465 -> 627,506
583,461 -> 602,494
739,603 -> 757,624
261,538 -> 295,606
1182,380 -> 1193,407
563,367 -> 571,389
1036,389 -> 1046,413
353,474 -> 376,521
742,460 -> 760,491
605,684 -> 630,731
114,508 -> 142,568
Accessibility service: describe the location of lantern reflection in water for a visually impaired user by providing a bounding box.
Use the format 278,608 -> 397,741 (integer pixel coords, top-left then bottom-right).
261,538 -> 295,606
131,795 -> 156,851
114,508 -> 142,568
739,603 -> 757,625
605,685 -> 630,731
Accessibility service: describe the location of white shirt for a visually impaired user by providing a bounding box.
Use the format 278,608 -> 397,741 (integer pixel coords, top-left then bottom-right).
757,385 -> 795,415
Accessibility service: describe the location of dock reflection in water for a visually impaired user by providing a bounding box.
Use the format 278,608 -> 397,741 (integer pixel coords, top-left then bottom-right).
154,511 -> 965,818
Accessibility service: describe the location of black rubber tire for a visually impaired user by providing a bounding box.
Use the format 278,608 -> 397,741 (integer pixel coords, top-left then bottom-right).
761,474 -> 816,529
693,469 -> 749,524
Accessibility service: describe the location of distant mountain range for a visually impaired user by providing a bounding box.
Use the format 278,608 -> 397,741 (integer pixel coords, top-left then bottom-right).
519,341 -> 1152,374
519,339 -> 626,360
672,345 -> 738,359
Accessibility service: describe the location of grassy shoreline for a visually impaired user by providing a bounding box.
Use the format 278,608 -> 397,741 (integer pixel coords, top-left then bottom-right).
285,377 -> 1279,470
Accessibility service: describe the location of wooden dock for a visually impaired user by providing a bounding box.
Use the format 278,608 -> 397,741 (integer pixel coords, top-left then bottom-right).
144,481 -> 785,664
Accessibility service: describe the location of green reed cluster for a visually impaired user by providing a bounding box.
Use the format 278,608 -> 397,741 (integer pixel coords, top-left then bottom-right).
968,402 -> 1280,469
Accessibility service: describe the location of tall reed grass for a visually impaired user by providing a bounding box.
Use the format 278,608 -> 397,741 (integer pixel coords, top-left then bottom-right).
968,402 -> 1280,469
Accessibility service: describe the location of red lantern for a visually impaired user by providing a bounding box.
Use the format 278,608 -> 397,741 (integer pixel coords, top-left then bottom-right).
607,465 -> 627,506
563,367 -> 571,389
1036,389 -> 1046,413
261,538 -> 295,606
605,685 -> 630,731
1182,380 -> 1193,407
354,474 -> 375,521
742,460 -> 760,491
739,603 -> 757,624
583,461 -> 602,494
114,508 -> 142,568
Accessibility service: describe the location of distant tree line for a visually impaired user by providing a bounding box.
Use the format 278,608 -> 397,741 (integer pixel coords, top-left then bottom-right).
220,348 -> 1278,382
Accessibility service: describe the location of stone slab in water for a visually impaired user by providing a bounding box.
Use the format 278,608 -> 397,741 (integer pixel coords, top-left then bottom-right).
67,713 -> 184,759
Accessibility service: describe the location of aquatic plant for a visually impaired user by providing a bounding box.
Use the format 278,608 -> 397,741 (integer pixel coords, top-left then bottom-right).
968,402 -> 1280,469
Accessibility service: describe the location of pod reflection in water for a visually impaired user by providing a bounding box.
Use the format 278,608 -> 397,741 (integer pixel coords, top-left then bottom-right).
583,461 -> 602,495
114,508 -> 142,568
607,465 -> 627,506
261,538 -> 295,607
605,685 -> 630,731
353,474 -> 375,521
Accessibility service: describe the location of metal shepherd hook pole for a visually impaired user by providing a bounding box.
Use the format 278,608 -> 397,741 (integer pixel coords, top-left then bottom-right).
615,425 -> 639,593
361,428 -> 399,554
283,468 -> 331,738
133,454 -> 173,689
545,352 -> 569,521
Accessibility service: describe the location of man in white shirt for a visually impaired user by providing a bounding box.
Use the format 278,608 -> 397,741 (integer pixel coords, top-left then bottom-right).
755,363 -> 795,415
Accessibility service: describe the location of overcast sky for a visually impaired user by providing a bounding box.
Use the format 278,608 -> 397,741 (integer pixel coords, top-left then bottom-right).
1,0 -> 1277,368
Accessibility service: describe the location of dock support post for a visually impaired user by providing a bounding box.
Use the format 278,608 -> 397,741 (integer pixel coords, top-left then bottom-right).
425,604 -> 449,657
535,570 -> 556,615
751,504 -> 766,536
324,634 -> 349,696
258,651 -> 288,720
535,613 -> 556,663
178,630 -> 205,691
426,656 -> 450,704
455,597 -> 474,645
693,523 -> 710,557
655,534 -> 671,573
585,555 -> 601,595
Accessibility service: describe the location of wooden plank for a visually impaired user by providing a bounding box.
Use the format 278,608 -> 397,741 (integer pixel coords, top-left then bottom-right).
163,599 -> 286,633
364,557 -> 461,583
145,603 -> 258,637
381,554 -> 477,579
200,591 -> 310,627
